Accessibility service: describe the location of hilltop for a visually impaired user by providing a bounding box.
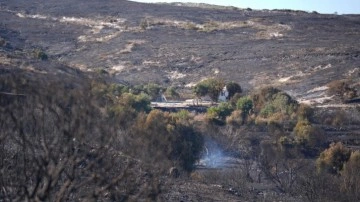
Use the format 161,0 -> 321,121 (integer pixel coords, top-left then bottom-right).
1,1 -> 360,201
1,0 -> 359,104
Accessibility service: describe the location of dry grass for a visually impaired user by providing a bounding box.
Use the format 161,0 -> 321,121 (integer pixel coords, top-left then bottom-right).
120,40 -> 146,54
138,17 -> 291,38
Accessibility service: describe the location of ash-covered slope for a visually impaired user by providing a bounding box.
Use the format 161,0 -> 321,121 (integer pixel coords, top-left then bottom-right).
0,0 -> 359,103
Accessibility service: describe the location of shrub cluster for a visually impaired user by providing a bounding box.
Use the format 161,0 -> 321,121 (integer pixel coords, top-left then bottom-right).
133,110 -> 204,171
327,79 -> 357,101
252,87 -> 298,123
316,142 -> 351,174
193,78 -> 224,102
0,70 -> 203,201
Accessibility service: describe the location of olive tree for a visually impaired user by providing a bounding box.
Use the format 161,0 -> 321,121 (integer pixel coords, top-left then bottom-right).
193,78 -> 224,102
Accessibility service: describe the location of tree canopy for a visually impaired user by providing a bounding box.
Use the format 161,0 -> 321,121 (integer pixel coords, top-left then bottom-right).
193,78 -> 225,102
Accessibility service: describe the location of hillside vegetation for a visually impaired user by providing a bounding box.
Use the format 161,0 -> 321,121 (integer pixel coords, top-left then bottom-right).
1,0 -> 360,201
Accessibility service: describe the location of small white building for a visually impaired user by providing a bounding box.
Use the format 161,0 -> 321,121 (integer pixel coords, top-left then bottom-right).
218,86 -> 229,102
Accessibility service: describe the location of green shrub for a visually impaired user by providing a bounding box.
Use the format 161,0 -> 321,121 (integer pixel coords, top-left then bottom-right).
251,87 -> 281,112
252,87 -> 299,123
271,92 -> 297,115
193,78 -> 224,102
108,83 -> 129,96
126,93 -> 151,112
193,82 -> 208,97
294,119 -> 325,147
236,96 -> 253,114
165,86 -> 180,99
140,18 -> 149,30
136,110 -> 204,172
259,104 -> 276,118
340,151 -> 360,199
213,102 -> 233,119
293,119 -> 326,157
207,102 -> 233,124
327,79 -> 357,100
143,83 -> 164,101
296,104 -> 314,121
234,96 -> 253,124
229,92 -> 242,106
316,142 -> 351,174
91,81 -> 130,105
33,49 -> 48,60
226,110 -> 243,126
172,110 -> 191,122
226,81 -> 242,99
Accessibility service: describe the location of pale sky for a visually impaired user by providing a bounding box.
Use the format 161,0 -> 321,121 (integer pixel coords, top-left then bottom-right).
132,0 -> 360,14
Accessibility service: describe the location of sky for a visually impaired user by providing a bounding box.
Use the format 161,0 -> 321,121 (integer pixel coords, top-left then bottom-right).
132,0 -> 360,14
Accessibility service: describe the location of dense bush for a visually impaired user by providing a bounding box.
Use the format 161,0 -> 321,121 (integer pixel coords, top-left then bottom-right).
33,48 -> 48,60
259,104 -> 276,118
231,96 -> 253,125
250,87 -> 299,125
327,79 -> 357,100
251,87 -> 281,112
0,71 -> 205,201
236,96 -> 253,115
340,151 -> 360,200
294,119 -> 325,146
271,92 -> 297,115
294,119 -> 326,156
226,81 -> 242,99
0,71 -> 162,201
296,103 -> 314,121
206,102 -> 233,124
316,142 -> 351,174
107,92 -> 151,125
193,78 -> 224,101
131,110 -> 204,171
165,86 -> 180,100
226,110 -> 243,126
143,83 -> 164,101
140,18 -> 149,30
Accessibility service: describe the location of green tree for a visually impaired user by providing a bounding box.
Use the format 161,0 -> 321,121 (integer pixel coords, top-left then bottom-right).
207,102 -> 233,124
236,96 -> 253,124
327,79 -> 357,100
137,110 -> 204,172
34,49 -> 48,60
226,81 -> 242,99
193,82 -> 209,98
143,83 -> 163,100
294,119 -> 325,147
316,142 -> 351,174
341,151 -> 360,200
294,119 -> 326,157
236,96 -> 253,115
165,86 -> 180,99
296,104 -> 314,121
121,92 -> 151,112
193,78 -> 224,102
251,86 -> 281,112
108,83 -> 129,96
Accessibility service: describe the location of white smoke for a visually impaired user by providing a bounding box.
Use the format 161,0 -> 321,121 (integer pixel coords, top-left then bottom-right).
198,139 -> 225,168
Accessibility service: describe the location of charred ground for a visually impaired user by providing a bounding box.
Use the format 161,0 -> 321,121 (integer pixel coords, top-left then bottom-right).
1,1 -> 360,201
1,0 -> 359,95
